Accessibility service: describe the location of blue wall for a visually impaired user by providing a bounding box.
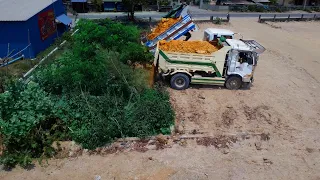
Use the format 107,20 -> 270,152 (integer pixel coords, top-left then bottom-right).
0,0 -> 67,59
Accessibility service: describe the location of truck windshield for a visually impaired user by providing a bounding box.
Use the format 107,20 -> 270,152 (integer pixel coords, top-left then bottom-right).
239,52 -> 254,65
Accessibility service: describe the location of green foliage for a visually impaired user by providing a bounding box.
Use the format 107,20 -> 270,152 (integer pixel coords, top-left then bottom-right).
0,81 -> 68,168
124,87 -> 174,137
72,19 -> 150,64
122,0 -> 148,19
247,5 -> 266,12
311,7 -> 320,12
92,0 -> 103,12
304,8 -> 313,13
65,93 -> 125,149
213,17 -> 222,24
119,42 -> 153,64
0,19 -> 174,168
269,0 -> 277,5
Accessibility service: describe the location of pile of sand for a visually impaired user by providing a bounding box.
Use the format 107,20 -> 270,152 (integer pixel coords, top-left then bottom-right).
148,17 -> 182,40
159,40 -> 219,54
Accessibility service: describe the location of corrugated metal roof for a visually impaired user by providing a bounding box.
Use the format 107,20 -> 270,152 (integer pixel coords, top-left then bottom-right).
0,0 -> 58,22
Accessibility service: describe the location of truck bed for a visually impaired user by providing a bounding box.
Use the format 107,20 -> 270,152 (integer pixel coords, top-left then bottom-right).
143,6 -> 196,51
155,45 -> 231,77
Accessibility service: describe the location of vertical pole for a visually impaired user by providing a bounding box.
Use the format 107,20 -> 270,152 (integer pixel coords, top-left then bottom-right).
287,14 -> 290,21
157,0 -> 159,11
227,13 -> 230,22
273,14 -> 276,22
301,14 -> 304,21
199,0 -> 203,9
314,14 -> 317,20
210,16 -> 213,21
303,0 -> 307,10
149,17 -> 151,22
258,15 -> 261,23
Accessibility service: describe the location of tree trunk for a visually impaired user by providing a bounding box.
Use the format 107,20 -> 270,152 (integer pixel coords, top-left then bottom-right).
130,4 -> 135,21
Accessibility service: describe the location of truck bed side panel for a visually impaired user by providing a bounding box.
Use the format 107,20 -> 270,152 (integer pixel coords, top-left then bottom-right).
145,14 -> 195,50
158,46 -> 231,77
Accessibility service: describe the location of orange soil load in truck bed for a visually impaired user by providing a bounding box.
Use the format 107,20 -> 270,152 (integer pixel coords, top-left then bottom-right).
159,40 -> 219,54
148,17 -> 182,40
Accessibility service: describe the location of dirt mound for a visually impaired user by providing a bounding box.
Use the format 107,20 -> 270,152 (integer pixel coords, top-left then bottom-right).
221,107 -> 237,127
148,17 -> 182,39
196,135 -> 237,149
159,40 -> 219,54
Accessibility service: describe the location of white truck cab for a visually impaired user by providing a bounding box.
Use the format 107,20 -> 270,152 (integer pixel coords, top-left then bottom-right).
203,28 -> 235,41
224,39 -> 261,86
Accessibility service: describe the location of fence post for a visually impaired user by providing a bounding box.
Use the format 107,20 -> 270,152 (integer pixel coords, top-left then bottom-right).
227,13 -> 230,22
314,14 -> 317,20
301,14 -> 304,21
273,14 -> 276,22
149,17 -> 151,22
287,14 -> 290,21
258,15 -> 261,23
210,16 -> 213,21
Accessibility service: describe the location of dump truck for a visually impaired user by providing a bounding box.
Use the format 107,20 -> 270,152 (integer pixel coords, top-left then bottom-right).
152,38 -> 265,90
142,4 -> 196,51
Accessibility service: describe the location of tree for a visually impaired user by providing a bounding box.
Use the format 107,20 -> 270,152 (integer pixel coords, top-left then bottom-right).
122,0 -> 148,20
92,0 -> 103,12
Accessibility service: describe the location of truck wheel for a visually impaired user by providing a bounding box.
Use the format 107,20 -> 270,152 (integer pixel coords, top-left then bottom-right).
226,76 -> 242,90
170,73 -> 190,90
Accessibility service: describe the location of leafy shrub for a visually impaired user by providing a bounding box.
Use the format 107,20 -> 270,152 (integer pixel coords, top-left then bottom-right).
65,93 -> 125,149
119,42 -> 153,64
0,81 -> 68,168
35,50 -> 148,97
311,7 -> 320,12
304,8 -> 312,13
0,19 -> 174,168
239,6 -> 248,12
124,87 -> 174,137
35,49 -> 114,95
213,17 -> 222,24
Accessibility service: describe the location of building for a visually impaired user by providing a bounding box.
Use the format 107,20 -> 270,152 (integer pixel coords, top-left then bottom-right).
103,0 -> 124,11
71,0 -> 89,13
0,0 -> 72,59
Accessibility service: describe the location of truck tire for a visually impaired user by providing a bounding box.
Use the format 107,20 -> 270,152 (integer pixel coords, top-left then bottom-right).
170,73 -> 190,90
225,76 -> 242,90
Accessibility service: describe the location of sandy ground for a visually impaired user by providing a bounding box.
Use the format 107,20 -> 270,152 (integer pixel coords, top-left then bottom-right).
1,19 -> 320,180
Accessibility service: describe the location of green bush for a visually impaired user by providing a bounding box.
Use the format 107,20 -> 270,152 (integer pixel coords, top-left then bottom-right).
304,8 -> 312,13
65,93 -> 125,149
119,42 -> 153,64
124,87 -> 175,137
0,19 -> 174,168
0,81 -> 68,168
239,6 -> 248,12
35,50 -> 148,97
213,17 -> 222,24
311,7 -> 320,12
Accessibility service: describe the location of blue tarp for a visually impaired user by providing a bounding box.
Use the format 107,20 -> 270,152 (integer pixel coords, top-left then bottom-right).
56,14 -> 72,25
71,0 -> 87,2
